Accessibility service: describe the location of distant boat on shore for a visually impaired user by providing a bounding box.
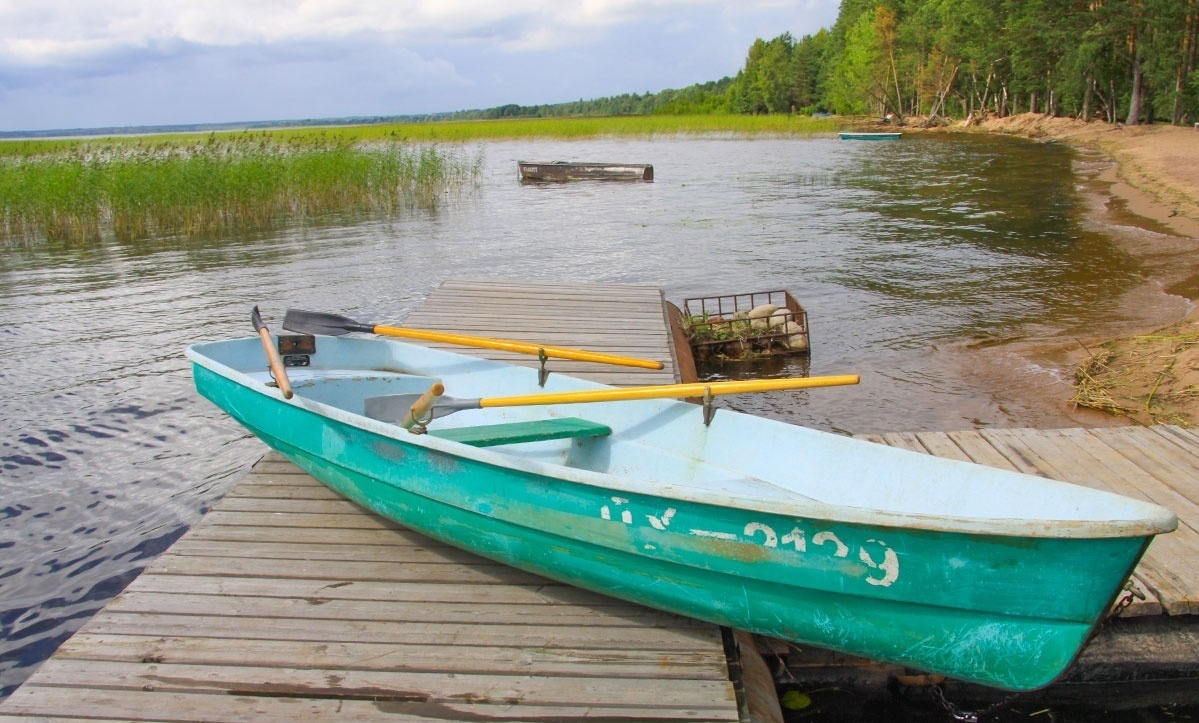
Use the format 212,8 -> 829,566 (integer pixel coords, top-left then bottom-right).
839,132 -> 902,141
518,161 -> 654,182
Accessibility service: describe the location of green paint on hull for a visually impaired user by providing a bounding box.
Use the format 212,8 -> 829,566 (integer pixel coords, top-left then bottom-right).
193,362 -> 1150,691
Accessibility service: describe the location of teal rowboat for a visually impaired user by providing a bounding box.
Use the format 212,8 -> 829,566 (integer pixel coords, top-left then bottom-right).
839,132 -> 902,140
187,335 -> 1176,691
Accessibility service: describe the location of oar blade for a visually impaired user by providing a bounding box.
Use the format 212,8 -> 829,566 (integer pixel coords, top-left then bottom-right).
283,309 -> 373,337
364,394 -> 480,424
250,305 -> 267,332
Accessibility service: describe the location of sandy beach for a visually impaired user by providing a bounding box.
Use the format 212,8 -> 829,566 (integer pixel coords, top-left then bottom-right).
959,114 -> 1199,426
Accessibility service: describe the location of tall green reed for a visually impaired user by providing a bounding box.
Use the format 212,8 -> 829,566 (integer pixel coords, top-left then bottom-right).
0,132 -> 482,246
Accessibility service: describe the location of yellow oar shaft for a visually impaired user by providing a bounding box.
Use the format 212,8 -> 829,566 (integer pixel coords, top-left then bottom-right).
479,375 -> 860,408
372,324 -> 664,370
256,327 -> 294,399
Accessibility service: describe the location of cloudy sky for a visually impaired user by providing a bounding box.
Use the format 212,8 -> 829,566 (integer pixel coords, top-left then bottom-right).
0,0 -> 840,132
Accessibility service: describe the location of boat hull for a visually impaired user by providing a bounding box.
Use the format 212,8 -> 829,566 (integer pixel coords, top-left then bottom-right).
189,336 -> 1171,691
518,161 -> 653,182
839,132 -> 902,140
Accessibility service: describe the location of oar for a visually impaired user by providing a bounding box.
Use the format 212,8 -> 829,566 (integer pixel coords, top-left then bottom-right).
397,382 -> 444,430
365,375 -> 860,424
251,306 -> 293,399
283,309 -> 664,371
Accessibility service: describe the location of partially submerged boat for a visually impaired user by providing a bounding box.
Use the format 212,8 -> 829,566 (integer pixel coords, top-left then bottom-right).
518,160 -> 654,182
839,132 -> 902,140
188,329 -> 1176,692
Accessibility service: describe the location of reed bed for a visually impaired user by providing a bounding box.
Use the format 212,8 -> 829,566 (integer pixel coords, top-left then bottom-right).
0,132 -> 482,246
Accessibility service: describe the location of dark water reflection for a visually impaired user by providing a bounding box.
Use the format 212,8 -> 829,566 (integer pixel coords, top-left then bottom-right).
0,134 -> 1181,699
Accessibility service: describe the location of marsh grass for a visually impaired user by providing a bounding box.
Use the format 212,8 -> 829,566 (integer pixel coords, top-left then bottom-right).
1,132 -> 482,246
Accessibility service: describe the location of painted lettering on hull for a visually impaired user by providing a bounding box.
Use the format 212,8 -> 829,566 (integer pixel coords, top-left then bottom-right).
600,497 -> 900,587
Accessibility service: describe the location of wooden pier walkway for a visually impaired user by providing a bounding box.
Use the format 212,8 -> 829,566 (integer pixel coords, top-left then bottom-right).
402,278 -> 683,386
0,279 -> 748,723
0,453 -> 739,721
4,278 -> 1199,719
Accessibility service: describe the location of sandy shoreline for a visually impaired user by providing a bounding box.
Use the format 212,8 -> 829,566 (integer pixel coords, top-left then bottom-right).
947,114 -> 1199,426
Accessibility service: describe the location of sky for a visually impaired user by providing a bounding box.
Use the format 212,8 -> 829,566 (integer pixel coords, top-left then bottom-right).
0,0 -> 841,133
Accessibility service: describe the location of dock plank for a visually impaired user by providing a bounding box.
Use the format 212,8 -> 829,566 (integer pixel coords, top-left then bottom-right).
25,658 -> 738,710
2,687 -> 737,722
54,634 -> 729,679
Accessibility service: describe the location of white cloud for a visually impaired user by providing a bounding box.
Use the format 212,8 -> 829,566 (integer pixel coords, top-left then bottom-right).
0,0 -> 841,131
1,0 -> 832,61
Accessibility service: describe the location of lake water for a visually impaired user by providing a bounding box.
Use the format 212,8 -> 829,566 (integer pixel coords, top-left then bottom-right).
0,134 -> 1188,701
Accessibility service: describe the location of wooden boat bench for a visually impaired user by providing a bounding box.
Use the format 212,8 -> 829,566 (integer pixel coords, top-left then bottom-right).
428,417 -> 612,448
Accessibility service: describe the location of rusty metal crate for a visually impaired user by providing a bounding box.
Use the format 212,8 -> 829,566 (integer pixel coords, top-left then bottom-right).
682,290 -> 810,360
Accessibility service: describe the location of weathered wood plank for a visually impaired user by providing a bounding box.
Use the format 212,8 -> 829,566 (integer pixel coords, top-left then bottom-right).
878,432 -> 929,454
210,496 -> 380,515
941,430 -> 1021,470
145,554 -> 552,585
195,510 -> 406,530
78,612 -> 724,651
408,301 -> 669,318
164,538 -> 527,565
54,634 -> 730,679
125,573 -> 623,607
224,483 -> 345,500
183,524 -> 450,547
28,658 -> 738,710
104,591 -> 709,629
436,278 -> 665,295
1,686 -> 738,722
912,431 -> 976,463
1087,427 -> 1199,531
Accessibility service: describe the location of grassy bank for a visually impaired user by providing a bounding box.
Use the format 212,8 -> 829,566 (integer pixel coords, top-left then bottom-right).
351,113 -> 841,141
123,114 -> 840,144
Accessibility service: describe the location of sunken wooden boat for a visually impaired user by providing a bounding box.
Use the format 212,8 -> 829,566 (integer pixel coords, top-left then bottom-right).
188,329 -> 1175,692
518,160 -> 654,182
839,131 -> 902,140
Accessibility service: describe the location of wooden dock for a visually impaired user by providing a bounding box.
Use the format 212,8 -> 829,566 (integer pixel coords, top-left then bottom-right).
402,278 -> 683,386
0,279 -> 750,723
4,278 -> 1199,719
0,453 -> 740,721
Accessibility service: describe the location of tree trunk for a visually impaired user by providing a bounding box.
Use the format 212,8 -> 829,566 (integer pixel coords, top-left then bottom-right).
1082,73 -> 1093,121
1126,28 -> 1145,126
1175,3 -> 1199,125
1106,79 -> 1115,123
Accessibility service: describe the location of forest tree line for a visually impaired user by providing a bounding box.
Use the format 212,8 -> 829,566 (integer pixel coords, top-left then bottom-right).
452,0 -> 1199,127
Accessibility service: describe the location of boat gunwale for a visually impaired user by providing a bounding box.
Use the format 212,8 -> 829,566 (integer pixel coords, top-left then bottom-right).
185,338 -> 1178,540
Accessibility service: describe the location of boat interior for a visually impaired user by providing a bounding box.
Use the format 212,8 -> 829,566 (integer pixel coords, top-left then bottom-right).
191,336 -> 1176,533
